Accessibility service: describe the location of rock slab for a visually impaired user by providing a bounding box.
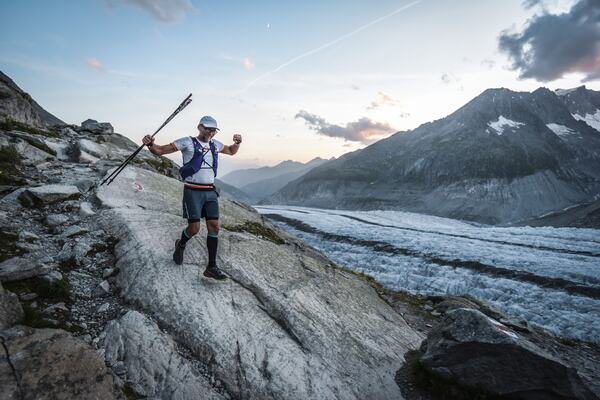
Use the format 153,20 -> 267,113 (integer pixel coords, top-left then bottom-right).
0,326 -> 124,400
103,311 -> 226,400
418,308 -> 597,400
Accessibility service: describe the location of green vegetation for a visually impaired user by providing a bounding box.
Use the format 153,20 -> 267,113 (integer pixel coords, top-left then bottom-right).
0,228 -> 24,262
145,156 -> 175,173
21,302 -> 58,329
0,145 -> 26,186
0,117 -> 60,137
223,221 -> 285,244
21,136 -> 57,156
407,351 -> 500,400
5,276 -> 71,303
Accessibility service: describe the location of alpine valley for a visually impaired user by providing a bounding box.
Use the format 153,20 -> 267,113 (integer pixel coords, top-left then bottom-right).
264,86 -> 600,227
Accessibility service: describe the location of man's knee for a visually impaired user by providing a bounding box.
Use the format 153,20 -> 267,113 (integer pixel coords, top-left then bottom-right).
206,219 -> 219,234
187,221 -> 201,236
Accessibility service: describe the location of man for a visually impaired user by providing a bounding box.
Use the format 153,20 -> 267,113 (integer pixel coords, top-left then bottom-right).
142,116 -> 242,281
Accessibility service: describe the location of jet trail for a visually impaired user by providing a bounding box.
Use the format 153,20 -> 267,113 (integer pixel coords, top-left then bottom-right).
238,0 -> 423,95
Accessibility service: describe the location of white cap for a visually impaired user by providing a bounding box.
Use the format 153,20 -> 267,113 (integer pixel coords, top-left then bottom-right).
199,115 -> 219,130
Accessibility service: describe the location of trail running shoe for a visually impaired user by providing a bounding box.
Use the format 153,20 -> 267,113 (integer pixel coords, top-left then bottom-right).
203,265 -> 228,281
173,239 -> 185,265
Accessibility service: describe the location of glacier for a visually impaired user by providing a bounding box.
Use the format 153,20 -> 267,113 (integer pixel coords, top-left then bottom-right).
257,205 -> 600,343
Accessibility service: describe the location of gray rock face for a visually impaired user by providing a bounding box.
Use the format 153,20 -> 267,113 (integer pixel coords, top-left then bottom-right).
418,308 -> 597,400
96,166 -> 423,400
103,311 -> 227,400
267,87 -> 600,225
0,326 -> 124,400
81,119 -> 114,134
0,257 -> 48,282
0,282 -> 23,329
0,71 -> 65,128
18,184 -> 80,208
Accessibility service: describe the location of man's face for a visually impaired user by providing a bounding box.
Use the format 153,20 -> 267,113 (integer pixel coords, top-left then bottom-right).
197,124 -> 217,141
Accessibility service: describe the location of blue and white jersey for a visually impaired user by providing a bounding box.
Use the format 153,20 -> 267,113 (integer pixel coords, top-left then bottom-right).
172,136 -> 224,184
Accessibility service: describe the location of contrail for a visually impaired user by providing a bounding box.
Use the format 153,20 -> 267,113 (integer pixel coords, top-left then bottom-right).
237,0 -> 423,95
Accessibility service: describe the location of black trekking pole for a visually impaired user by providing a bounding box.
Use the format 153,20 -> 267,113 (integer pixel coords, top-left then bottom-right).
99,93 -> 192,186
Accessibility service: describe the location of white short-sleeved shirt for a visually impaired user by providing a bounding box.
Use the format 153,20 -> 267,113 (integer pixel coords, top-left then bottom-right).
172,136 -> 224,184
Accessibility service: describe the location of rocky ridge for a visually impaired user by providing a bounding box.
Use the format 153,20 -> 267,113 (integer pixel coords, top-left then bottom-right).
266,86 -> 600,226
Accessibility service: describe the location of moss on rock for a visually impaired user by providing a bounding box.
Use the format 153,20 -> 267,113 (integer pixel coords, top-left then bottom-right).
223,221 -> 285,244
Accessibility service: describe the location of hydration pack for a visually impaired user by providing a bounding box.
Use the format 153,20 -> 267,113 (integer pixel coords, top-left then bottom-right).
179,137 -> 218,179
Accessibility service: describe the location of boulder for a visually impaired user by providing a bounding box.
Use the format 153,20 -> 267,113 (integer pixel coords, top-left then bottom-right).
18,184 -> 80,208
44,213 -> 70,227
79,201 -> 96,217
0,281 -> 23,328
0,326 -> 124,399
0,257 -> 49,282
81,119 -> 114,134
103,311 -> 226,399
418,308 -> 597,400
96,166 -> 424,400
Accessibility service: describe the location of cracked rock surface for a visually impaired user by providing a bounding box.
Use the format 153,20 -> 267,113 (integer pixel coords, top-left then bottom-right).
97,166 -> 424,400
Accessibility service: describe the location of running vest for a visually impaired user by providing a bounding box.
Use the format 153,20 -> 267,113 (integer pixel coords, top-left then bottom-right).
179,137 -> 218,179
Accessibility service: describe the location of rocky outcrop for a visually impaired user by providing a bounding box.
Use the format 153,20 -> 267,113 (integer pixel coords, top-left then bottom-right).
96,166 -> 424,400
0,326 -> 124,400
18,184 -> 81,208
81,119 -> 114,135
417,308 -> 598,400
0,71 -> 65,128
0,282 -> 23,328
103,311 -> 227,399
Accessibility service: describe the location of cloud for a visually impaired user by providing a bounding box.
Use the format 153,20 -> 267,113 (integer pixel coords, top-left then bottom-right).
243,57 -> 255,70
86,57 -> 104,71
441,72 -> 460,84
367,91 -> 402,110
295,110 -> 396,143
481,58 -> 496,69
498,0 -> 600,82
105,0 -> 194,22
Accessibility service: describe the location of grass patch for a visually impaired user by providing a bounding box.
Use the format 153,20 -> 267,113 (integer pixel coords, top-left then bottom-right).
0,145 -> 26,186
21,302 -> 58,329
145,156 -> 175,173
21,136 -> 57,156
0,228 -> 25,262
5,276 -> 71,303
0,117 -> 60,138
408,351 -> 499,400
223,221 -> 285,244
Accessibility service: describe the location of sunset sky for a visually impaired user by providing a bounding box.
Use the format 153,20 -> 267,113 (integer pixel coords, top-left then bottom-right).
1,0 -> 598,174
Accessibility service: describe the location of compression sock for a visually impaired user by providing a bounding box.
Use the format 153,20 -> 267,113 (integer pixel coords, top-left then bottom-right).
207,232 -> 218,267
179,228 -> 194,247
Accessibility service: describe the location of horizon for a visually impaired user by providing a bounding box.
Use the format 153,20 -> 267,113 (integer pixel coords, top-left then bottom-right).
1,0 -> 599,175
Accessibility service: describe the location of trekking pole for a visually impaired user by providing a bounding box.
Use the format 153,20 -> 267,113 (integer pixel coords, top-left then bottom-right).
99,93 -> 192,186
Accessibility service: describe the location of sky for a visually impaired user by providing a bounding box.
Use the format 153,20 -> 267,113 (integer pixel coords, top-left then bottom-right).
1,0 -> 599,175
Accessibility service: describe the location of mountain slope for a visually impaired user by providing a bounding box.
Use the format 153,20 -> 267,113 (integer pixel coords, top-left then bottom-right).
222,157 -> 329,202
266,87 -> 600,224
0,71 -> 65,127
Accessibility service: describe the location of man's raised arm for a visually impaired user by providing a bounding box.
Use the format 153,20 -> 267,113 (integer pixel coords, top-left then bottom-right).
143,135 -> 177,156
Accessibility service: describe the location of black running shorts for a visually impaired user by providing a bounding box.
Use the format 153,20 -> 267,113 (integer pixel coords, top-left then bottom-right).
182,187 -> 219,222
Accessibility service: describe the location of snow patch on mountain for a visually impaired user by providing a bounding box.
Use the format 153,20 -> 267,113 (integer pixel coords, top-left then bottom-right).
487,116 -> 525,135
546,123 -> 579,138
573,110 -> 600,132
555,88 -> 580,96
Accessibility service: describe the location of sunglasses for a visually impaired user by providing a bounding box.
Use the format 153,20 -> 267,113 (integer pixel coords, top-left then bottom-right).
204,127 -> 217,133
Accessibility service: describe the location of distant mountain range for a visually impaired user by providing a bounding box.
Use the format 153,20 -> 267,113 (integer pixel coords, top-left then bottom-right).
219,157 -> 330,203
264,86 -> 600,225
